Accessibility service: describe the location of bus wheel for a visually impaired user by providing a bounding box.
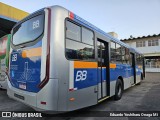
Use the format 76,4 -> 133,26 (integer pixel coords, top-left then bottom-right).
114,79 -> 123,100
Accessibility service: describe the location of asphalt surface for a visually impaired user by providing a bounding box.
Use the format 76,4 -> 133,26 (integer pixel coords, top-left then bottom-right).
0,73 -> 160,120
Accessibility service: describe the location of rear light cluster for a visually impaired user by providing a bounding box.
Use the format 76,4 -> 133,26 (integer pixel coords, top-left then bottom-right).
41,101 -> 46,105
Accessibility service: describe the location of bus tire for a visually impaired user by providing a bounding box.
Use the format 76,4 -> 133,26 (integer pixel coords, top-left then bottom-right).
114,79 -> 123,100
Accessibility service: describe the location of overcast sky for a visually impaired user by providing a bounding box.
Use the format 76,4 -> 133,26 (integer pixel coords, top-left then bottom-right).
1,0 -> 160,39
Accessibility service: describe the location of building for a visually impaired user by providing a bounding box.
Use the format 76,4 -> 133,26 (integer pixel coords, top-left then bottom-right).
121,34 -> 160,72
0,2 -> 29,37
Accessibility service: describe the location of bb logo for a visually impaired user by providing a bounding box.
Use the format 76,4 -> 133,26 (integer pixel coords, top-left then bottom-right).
33,20 -> 40,29
12,54 -> 17,61
75,70 -> 87,81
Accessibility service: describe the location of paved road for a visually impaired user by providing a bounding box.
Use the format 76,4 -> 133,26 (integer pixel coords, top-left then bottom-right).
0,73 -> 160,120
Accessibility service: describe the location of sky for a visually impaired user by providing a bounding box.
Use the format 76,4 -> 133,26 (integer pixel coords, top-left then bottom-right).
1,0 -> 160,39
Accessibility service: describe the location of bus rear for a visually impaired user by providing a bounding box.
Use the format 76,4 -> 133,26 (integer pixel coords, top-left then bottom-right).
7,8 -> 57,111
0,34 -> 10,89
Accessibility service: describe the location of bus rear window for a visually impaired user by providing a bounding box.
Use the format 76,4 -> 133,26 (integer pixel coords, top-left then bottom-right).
12,14 -> 44,45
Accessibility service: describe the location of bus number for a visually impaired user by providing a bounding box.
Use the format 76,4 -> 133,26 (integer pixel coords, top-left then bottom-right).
75,70 -> 87,81
33,20 -> 40,29
12,54 -> 17,61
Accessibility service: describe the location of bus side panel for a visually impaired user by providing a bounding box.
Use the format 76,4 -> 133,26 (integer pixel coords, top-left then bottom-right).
123,64 -> 134,89
49,7 -> 70,111
136,66 -> 142,84
110,64 -> 134,94
67,61 -> 97,111
36,79 -> 59,111
67,86 -> 97,111
0,35 -> 8,80
0,35 -> 10,89
50,6 -> 98,111
110,80 -> 116,97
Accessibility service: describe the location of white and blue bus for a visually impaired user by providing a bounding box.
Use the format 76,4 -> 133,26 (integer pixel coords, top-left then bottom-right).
7,6 -> 145,112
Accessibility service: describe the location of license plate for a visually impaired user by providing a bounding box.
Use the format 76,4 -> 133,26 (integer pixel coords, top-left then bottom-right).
19,83 -> 26,90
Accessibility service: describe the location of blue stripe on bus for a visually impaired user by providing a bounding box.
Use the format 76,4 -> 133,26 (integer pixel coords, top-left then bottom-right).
74,68 -> 97,90
73,64 -> 142,90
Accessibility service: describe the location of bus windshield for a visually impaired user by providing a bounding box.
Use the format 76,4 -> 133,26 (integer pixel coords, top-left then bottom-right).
12,14 -> 44,45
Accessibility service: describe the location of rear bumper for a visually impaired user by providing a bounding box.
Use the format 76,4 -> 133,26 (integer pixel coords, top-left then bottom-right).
7,79 -> 37,109
7,78 -> 59,111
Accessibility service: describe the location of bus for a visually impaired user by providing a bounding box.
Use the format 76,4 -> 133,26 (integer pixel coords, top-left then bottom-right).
7,6 -> 145,112
0,34 -> 11,89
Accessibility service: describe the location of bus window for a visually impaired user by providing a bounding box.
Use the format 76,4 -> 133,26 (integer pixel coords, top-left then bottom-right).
129,53 -> 133,66
115,43 -> 122,64
12,14 -> 44,45
110,42 -> 116,63
65,20 -> 95,60
121,47 -> 126,64
66,21 -> 81,42
125,48 -> 130,64
82,27 -> 94,45
66,39 -> 94,60
136,54 -> 143,66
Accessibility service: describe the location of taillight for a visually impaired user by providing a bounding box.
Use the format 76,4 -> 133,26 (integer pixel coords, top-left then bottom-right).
41,101 -> 46,105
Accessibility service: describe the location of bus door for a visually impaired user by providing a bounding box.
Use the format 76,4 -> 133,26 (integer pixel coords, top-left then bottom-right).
130,53 -> 136,85
97,40 -> 110,100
